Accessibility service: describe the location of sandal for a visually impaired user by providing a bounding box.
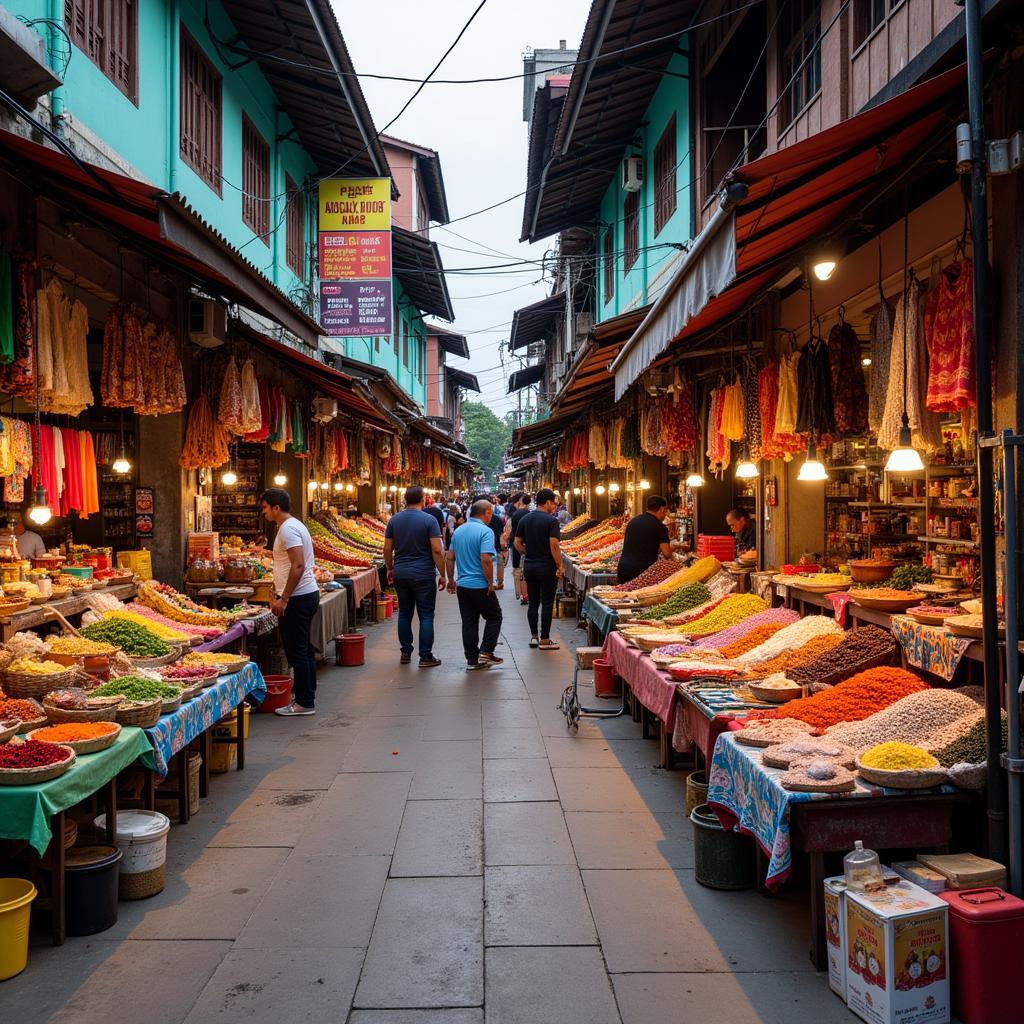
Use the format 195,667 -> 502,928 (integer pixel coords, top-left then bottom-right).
538,639 -> 560,650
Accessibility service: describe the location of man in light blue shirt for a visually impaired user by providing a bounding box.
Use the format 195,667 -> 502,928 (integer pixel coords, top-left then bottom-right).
446,498 -> 504,671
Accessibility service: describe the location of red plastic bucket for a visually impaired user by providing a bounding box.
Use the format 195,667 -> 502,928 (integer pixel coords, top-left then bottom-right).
258,675 -> 292,713
337,633 -> 366,667
593,658 -> 620,697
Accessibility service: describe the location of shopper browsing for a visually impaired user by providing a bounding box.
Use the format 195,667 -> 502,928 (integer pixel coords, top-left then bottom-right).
447,498 -> 504,671
384,486 -> 449,667
261,488 -> 320,717
513,487 -> 562,650
617,495 -> 674,584
509,493 -> 531,606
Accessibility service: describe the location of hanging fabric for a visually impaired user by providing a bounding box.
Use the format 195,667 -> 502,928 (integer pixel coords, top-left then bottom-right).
868,298 -> 893,433
0,249 -> 14,363
218,356 -> 245,434
827,312 -> 868,435
774,349 -> 800,435
795,335 -> 836,440
719,375 -> 745,441
78,431 -> 99,518
924,258 -> 976,412
740,355 -> 762,460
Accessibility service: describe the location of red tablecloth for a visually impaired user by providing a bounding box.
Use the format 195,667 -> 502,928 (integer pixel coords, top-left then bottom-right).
602,630 -> 679,731
346,566 -> 380,606
673,695 -> 733,765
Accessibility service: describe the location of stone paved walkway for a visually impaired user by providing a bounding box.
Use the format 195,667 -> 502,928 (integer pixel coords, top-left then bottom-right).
6,586 -> 854,1023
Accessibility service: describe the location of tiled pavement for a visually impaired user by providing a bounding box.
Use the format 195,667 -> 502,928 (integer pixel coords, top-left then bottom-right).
5,586 -> 854,1023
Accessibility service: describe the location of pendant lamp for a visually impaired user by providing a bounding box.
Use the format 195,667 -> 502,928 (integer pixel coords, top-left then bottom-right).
28,346 -> 52,525
685,472 -> 705,488
797,439 -> 829,481
112,411 -> 131,475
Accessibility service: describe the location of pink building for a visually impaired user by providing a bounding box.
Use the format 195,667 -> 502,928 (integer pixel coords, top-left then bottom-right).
425,324 -> 479,442
380,135 -> 449,235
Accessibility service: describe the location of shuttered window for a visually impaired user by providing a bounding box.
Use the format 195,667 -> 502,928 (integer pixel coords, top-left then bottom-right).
65,0 -> 137,104
241,116 -> 270,244
285,175 -> 305,276
654,116 -> 677,235
623,191 -> 640,272
602,229 -> 614,304
180,28 -> 222,194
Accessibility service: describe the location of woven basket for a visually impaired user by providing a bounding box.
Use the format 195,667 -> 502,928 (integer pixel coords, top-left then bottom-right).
42,698 -> 122,724
176,681 -> 204,701
159,693 -> 182,715
26,722 -> 121,755
0,718 -> 21,744
115,699 -> 162,728
0,599 -> 31,616
119,862 -> 165,900
129,649 -> 180,668
3,666 -> 80,700
761,741 -> 857,770
0,744 -> 75,785
855,756 -> 947,790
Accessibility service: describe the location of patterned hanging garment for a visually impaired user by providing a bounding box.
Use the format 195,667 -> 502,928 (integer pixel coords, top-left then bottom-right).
924,259 -> 976,412
827,318 -> 868,435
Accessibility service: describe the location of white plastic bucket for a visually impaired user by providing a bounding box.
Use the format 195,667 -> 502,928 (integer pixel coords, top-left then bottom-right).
94,810 -> 170,875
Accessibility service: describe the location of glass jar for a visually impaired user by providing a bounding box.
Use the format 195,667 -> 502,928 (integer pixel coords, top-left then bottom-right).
844,840 -> 884,893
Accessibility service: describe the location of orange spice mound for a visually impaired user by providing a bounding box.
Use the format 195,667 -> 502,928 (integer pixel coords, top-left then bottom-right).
719,623 -> 787,659
31,722 -> 119,742
741,633 -> 844,678
774,666 -> 927,729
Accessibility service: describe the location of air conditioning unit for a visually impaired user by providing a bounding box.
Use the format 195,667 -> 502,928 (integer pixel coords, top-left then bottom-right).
311,397 -> 338,424
527,341 -> 546,360
188,299 -> 227,348
575,311 -> 594,338
621,155 -> 643,193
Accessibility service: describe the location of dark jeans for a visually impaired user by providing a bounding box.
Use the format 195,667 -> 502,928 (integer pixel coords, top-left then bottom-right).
523,564 -> 557,640
280,590 -> 320,708
456,586 -> 503,663
393,575 -> 437,659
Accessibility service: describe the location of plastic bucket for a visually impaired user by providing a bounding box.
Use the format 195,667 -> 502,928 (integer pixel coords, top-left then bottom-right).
216,704 -> 251,740
208,741 -> 236,774
0,878 -> 36,980
593,659 -> 620,697
338,633 -> 365,667
685,771 -> 709,817
376,598 -> 390,619
690,804 -> 754,890
258,675 -> 292,713
94,810 -> 170,900
65,846 -> 122,936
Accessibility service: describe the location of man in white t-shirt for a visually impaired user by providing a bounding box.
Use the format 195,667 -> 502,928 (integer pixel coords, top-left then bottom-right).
261,488 -> 320,717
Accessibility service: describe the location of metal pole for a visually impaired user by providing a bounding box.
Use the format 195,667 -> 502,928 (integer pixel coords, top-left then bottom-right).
965,0 -> 1007,863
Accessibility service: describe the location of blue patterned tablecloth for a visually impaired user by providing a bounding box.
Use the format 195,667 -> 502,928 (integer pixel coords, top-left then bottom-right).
581,593 -> 619,639
143,663 -> 266,777
707,732 -> 952,889
890,614 -> 972,681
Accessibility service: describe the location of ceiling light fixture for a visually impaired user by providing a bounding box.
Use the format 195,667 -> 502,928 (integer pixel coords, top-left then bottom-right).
797,440 -> 829,482
685,472 -> 704,488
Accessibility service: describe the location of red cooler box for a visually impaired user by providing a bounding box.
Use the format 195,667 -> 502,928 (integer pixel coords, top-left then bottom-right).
939,887 -> 1024,1024
696,535 -> 736,561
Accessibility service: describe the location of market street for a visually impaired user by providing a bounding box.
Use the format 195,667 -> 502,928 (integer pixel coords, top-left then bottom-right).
4,587 -> 850,1024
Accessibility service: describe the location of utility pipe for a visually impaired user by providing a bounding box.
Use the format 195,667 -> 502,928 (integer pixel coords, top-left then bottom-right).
559,0 -> 616,157
47,0 -> 65,137
167,0 -> 180,193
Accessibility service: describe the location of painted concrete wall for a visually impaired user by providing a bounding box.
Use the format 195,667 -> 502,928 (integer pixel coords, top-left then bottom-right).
595,48 -> 691,322
426,336 -> 444,418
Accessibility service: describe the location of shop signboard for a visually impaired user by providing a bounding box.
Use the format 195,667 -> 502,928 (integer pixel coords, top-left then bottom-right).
318,178 -> 392,338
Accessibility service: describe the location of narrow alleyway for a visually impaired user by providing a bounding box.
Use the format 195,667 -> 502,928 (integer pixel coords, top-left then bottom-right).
6,589 -> 852,1023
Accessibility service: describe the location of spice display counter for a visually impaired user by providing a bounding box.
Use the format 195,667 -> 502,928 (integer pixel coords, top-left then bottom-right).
0,584 -> 138,642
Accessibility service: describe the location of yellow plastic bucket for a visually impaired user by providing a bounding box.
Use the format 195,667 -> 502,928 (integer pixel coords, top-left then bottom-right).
0,878 -> 36,981
215,704 -> 251,740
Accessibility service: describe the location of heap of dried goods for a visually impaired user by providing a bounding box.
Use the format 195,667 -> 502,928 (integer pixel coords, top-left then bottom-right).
0,739 -> 70,768
776,666 -> 927,729
736,616 -> 843,667
676,594 -> 767,637
632,582 -> 712,621
31,722 -> 119,743
859,742 -> 938,771
786,626 -> 896,686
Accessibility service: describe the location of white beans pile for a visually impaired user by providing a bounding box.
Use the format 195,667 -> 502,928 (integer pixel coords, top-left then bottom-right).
735,615 -> 843,666
826,688 -> 984,751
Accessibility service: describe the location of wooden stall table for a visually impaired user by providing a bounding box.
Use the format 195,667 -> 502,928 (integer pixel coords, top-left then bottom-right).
561,554 -> 616,602
0,727 -> 154,944
310,588 -> 348,661
0,584 -> 137,643
580,592 -> 619,645
672,684 -> 774,768
338,566 -> 381,624
706,732 -> 973,970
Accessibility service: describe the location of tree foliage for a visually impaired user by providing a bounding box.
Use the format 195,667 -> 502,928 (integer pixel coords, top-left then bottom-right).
462,401 -> 512,483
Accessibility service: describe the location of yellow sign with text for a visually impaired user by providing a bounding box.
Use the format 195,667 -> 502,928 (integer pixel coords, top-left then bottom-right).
318,178 -> 391,231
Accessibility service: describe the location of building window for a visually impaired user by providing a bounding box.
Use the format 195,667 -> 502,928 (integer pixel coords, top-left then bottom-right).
285,174 -> 305,275
65,0 -> 138,104
653,116 -> 677,236
602,229 -> 615,303
393,303 -> 400,354
180,27 -> 222,193
854,0 -> 889,47
778,0 -> 822,130
241,116 -> 270,244
402,319 -> 409,368
623,191 -> 640,273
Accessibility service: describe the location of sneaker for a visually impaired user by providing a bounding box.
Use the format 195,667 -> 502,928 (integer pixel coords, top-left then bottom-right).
466,661 -> 492,671
529,637 -> 540,648
538,639 -> 560,650
275,702 -> 315,717
519,598 -> 529,606
419,657 -> 442,668
480,652 -> 504,665
400,653 -> 412,664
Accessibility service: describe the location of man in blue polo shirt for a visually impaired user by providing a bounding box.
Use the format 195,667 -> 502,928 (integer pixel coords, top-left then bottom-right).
446,498 -> 503,671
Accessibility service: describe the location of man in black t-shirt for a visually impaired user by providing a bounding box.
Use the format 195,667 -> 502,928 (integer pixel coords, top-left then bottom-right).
617,495 -> 674,584
508,493 -> 530,605
514,488 -> 562,649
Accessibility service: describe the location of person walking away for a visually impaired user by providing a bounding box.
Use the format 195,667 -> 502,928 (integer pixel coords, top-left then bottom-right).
423,496 -> 445,534
447,499 -> 504,670
617,494 -> 674,584
475,493 -> 506,590
509,493 -> 530,605
384,486 -> 448,667
261,488 -> 320,717
514,487 -> 562,650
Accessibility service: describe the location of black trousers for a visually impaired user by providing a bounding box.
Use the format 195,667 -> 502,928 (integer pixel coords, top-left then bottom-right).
523,564 -> 557,640
456,586 -> 503,663
280,590 -> 320,708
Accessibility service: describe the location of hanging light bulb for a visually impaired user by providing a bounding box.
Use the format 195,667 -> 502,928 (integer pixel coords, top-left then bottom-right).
609,482 -> 620,493
572,487 -> 581,496
112,451 -> 132,475
735,458 -> 759,480
307,478 -> 318,491
595,483 -> 606,496
685,472 -> 704,488
28,484 -> 52,526
319,481 -> 329,491
639,478 -> 651,490
885,420 -> 925,473
797,440 -> 829,482
221,468 -> 238,486
861,357 -> 872,367
273,471 -> 288,486
388,485 -> 397,493
345,483 -> 354,493
810,244 -> 841,281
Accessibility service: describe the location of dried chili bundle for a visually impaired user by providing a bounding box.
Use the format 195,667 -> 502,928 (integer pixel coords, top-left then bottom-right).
180,394 -> 230,469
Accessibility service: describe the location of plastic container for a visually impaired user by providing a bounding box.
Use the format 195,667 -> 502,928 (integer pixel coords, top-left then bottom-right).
939,887 -> 1024,1024
844,839 -> 884,893
376,598 -> 390,619
690,804 -> 754,890
258,675 -> 292,713
216,703 -> 251,740
337,633 -> 366,667
593,659 -> 620,697
64,845 -> 122,936
684,770 -> 709,817
94,810 -> 170,900
0,878 -> 36,981
208,740 -> 236,774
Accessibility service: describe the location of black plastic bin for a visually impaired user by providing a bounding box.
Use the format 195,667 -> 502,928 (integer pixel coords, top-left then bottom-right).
690,804 -> 755,890
65,846 -> 122,936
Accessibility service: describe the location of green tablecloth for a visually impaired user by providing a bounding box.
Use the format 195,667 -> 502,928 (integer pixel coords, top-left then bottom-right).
581,593 -> 619,640
0,727 -> 155,856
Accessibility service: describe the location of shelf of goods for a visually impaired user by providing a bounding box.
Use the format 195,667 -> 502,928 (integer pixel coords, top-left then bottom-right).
0,583 -> 138,642
101,475 -> 134,543
212,443 -> 263,537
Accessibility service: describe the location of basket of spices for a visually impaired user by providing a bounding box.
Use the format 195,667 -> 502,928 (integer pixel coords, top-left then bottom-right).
113,698 -> 162,728
0,695 -> 46,732
855,742 -> 947,789
80,619 -> 174,666
27,721 -> 121,755
182,652 -> 250,675
0,739 -> 76,785
45,635 -> 119,671
781,758 -> 857,793
748,675 -> 805,704
0,718 -> 21,744
0,598 -> 31,616
42,688 -> 122,724
2,658 -> 81,699
734,718 -> 816,747
761,738 -> 857,770
848,588 -> 925,613
92,676 -> 182,724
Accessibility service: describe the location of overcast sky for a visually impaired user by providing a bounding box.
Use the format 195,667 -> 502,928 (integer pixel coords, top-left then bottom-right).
336,0 -> 592,417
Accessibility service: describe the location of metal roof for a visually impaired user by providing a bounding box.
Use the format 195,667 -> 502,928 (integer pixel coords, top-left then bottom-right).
508,363 -> 547,393
446,367 -> 480,392
426,322 -> 470,359
520,78 -> 568,242
509,292 -> 564,351
218,0 -> 390,181
393,226 -> 455,322
380,134 -> 450,224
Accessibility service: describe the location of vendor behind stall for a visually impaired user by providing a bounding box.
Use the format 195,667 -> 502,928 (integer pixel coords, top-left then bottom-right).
617,495 -> 673,585
726,507 -> 757,560
13,519 -> 46,560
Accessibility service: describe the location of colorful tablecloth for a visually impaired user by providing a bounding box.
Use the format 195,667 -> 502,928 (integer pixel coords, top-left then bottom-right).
707,733 -> 952,889
143,663 -> 267,777
602,630 -> 680,736
828,592 -> 853,626
581,593 -> 619,640
196,620 -> 252,652
890,614 -> 972,681
344,567 -> 380,607
0,727 -> 155,855
673,687 -> 771,765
